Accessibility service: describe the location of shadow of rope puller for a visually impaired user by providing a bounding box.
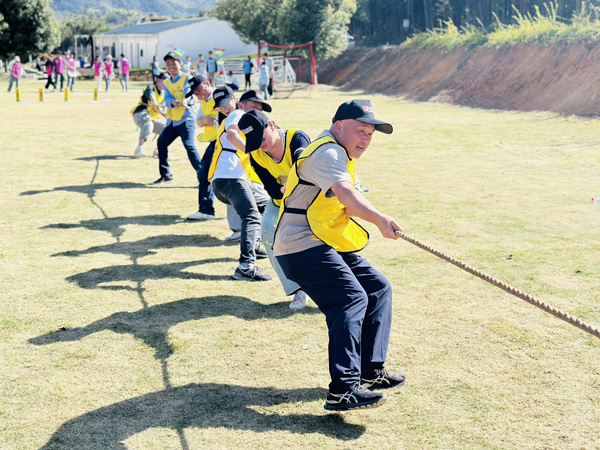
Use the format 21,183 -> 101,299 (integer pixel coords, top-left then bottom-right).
395,231 -> 600,339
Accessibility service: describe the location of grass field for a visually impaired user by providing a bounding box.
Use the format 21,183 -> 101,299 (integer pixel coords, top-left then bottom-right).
1,77 -> 599,450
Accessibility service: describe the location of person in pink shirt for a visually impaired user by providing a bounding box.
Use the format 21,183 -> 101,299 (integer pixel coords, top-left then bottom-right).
66,52 -> 78,91
54,52 -> 65,92
118,54 -> 130,92
44,56 -> 56,90
93,55 -> 104,92
7,56 -> 22,93
103,55 -> 114,92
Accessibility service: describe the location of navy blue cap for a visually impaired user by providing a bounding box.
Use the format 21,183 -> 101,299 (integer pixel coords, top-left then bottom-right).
332,99 -> 393,134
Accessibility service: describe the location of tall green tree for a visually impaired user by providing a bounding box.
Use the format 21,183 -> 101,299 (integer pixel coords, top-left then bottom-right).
0,0 -> 60,59
214,0 -> 356,58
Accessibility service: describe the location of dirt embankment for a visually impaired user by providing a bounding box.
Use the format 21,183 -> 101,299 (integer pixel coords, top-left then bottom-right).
318,42 -> 600,116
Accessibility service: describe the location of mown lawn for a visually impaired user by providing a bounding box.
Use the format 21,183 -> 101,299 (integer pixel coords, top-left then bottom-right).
1,77 -> 599,450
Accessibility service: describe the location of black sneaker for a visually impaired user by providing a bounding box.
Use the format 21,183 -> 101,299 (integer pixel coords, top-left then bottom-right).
152,175 -> 174,185
361,368 -> 406,390
255,244 -> 268,260
324,383 -> 386,411
232,264 -> 272,281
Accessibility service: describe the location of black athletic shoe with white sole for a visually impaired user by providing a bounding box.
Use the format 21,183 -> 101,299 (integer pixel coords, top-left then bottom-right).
361,368 -> 406,390
152,175 -> 174,185
324,383 -> 386,411
232,264 -> 272,281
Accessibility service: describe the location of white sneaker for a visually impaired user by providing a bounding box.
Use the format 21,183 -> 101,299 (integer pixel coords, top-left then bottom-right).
187,211 -> 216,220
153,148 -> 159,157
224,230 -> 241,242
289,290 -> 309,311
134,146 -> 147,157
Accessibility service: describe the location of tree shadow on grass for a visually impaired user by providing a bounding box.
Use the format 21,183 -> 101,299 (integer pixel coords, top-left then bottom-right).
65,258 -> 235,291
74,155 -> 141,161
42,214 -> 183,234
29,295 -> 298,360
20,182 -> 194,197
39,383 -> 364,449
52,234 -> 227,258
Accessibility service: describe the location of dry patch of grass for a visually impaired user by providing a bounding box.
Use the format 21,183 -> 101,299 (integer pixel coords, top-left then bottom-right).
1,79 -> 599,449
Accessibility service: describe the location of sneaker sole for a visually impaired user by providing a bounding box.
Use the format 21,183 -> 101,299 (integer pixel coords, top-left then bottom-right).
361,378 -> 406,390
232,274 -> 272,282
324,396 -> 386,411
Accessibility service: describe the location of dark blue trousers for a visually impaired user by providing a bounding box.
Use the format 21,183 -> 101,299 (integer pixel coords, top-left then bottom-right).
277,245 -> 393,393
157,120 -> 205,209
197,140 -> 216,216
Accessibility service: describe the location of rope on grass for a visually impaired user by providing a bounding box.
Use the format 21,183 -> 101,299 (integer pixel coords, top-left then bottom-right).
395,231 -> 600,340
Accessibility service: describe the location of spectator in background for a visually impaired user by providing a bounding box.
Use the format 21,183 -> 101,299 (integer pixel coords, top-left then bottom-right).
66,52 -> 78,91
226,70 -> 239,91
206,50 -> 218,86
7,56 -> 22,93
104,55 -> 115,92
258,60 -> 269,100
151,55 -> 161,83
196,54 -> 207,77
45,56 -> 56,91
55,52 -> 65,92
93,55 -> 104,92
263,52 -> 274,96
119,54 -> 130,92
243,55 -> 253,90
183,55 -> 192,74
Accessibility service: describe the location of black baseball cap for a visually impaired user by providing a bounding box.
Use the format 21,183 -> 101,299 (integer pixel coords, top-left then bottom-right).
332,99 -> 393,134
163,51 -> 181,62
186,75 -> 209,98
239,90 -> 272,113
212,86 -> 235,109
238,110 -> 270,152
155,72 -> 168,81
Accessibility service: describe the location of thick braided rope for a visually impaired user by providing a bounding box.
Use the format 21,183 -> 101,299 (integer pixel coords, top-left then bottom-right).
395,231 -> 600,339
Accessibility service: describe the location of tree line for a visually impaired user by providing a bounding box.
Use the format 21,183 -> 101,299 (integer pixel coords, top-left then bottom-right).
350,0 -> 597,45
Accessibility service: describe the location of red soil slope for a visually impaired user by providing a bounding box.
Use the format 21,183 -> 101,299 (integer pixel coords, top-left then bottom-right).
317,42 -> 600,116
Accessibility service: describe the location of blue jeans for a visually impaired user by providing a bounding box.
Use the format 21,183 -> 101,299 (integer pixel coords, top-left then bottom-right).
197,140 -> 216,216
157,119 -> 203,209
212,178 -> 261,264
277,246 -> 393,393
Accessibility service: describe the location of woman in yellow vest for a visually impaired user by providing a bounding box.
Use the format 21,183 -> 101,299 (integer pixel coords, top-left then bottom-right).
238,109 -> 312,310
273,100 -> 406,412
131,72 -> 167,157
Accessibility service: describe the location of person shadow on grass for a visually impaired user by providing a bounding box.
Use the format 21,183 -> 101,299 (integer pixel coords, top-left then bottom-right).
29,295 -> 304,360
37,382 -> 365,449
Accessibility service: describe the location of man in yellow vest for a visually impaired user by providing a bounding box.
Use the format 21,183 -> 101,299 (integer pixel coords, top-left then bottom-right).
186,74 -> 219,220
273,99 -> 405,411
209,86 -> 272,282
153,52 -> 202,205
238,109 -> 311,310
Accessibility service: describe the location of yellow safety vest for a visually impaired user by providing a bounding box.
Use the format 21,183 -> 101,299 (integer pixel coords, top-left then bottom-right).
130,85 -> 164,120
208,120 -> 247,183
163,73 -> 189,121
275,136 -> 369,253
197,97 -> 218,142
250,129 -> 297,206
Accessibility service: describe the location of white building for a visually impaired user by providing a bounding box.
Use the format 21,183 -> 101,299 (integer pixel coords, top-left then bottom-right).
91,17 -> 257,69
